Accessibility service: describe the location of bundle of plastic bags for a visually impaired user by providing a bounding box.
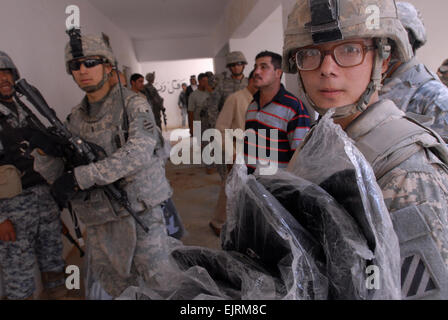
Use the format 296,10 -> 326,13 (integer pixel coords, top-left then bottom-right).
118,111 -> 401,300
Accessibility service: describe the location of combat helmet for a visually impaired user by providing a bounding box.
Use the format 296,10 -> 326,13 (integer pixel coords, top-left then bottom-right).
283,0 -> 413,119
396,2 -> 427,52
226,51 -> 248,67
0,51 -> 20,82
64,31 -> 116,75
146,72 -> 155,83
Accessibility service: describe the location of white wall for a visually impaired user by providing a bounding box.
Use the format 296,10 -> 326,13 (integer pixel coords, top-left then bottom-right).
0,0 -> 141,298
0,0 -> 140,119
134,36 -> 214,62
140,59 -> 215,129
229,5 -> 284,78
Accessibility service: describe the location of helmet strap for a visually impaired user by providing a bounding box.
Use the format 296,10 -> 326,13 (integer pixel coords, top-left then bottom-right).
301,38 -> 390,120
77,68 -> 110,93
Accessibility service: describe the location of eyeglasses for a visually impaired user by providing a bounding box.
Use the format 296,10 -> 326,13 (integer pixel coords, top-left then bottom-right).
68,58 -> 106,71
293,41 -> 376,71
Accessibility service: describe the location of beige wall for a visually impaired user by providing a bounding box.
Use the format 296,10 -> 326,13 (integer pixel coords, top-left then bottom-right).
405,0 -> 448,72
0,0 -> 141,119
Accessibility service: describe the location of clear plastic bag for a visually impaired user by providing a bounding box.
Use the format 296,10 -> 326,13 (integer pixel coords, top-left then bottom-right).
287,110 -> 401,299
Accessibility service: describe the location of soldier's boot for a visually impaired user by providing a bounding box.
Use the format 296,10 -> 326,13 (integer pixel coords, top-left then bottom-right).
39,271 -> 70,300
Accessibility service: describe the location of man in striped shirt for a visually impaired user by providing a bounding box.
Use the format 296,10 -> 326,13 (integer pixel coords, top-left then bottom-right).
244,51 -> 310,174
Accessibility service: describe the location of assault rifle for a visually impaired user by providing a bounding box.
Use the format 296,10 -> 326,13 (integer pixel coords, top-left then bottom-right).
162,107 -> 167,131
14,78 -> 150,233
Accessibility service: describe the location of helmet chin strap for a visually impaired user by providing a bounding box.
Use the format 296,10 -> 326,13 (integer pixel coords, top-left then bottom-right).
306,38 -> 390,120
79,70 -> 110,93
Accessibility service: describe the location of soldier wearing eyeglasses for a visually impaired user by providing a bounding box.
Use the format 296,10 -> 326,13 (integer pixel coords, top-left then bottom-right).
32,34 -> 177,299
285,0 -> 448,299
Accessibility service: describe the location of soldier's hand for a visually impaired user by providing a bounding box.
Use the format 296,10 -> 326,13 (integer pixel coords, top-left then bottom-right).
0,219 -> 16,242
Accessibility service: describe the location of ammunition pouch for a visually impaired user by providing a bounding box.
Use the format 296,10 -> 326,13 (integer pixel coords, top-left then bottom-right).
70,188 -> 129,227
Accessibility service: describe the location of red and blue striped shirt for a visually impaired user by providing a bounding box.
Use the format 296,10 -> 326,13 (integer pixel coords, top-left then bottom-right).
244,84 -> 310,173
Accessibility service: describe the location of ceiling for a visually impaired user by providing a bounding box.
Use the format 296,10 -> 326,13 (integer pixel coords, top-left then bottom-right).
88,0 -> 231,41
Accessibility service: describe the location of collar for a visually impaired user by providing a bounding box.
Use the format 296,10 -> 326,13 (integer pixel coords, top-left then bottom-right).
345,99 -> 404,141
79,84 -> 117,122
385,57 -> 419,83
253,83 -> 286,109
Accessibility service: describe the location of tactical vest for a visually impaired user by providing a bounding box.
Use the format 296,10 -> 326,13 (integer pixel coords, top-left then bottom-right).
351,100 -> 448,300
381,58 -> 438,112
66,86 -> 169,227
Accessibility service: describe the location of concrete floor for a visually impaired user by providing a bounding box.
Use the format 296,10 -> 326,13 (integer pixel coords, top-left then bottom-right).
63,130 -> 223,299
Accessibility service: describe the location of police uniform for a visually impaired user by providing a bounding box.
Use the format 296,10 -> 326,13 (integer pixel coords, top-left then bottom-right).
0,98 -> 65,300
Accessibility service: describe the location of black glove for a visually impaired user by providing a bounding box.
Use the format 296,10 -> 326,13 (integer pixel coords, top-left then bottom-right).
50,171 -> 79,209
19,128 -> 65,157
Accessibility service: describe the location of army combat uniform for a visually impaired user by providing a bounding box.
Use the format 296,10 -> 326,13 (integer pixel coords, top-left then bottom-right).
380,2 -> 448,142
283,0 -> 448,299
33,83 -> 176,298
380,57 -> 448,141
204,74 -> 248,132
438,59 -> 448,88
143,73 -> 165,130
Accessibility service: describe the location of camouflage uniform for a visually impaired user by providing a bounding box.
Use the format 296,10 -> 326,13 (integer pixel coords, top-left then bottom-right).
205,75 -> 248,131
283,0 -> 448,299
0,51 -> 64,300
380,2 -> 448,142
438,59 -> 448,87
205,53 -> 248,180
380,58 -> 448,141
34,84 -> 175,298
33,35 -> 176,298
143,73 -> 165,130
344,99 -> 448,269
0,185 -> 64,300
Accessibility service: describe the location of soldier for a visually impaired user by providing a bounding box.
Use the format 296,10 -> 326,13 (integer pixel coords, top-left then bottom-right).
129,73 -> 146,98
178,83 -> 188,128
143,72 -> 166,130
380,2 -> 448,142
0,51 -> 66,300
284,0 -> 448,299
438,59 -> 448,87
31,33 -> 177,299
204,51 -> 249,130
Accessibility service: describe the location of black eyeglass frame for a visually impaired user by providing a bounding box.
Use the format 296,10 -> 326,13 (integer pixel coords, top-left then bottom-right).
292,40 -> 377,71
68,57 -> 107,71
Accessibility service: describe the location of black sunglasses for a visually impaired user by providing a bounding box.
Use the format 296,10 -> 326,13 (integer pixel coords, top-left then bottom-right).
68,58 -> 106,71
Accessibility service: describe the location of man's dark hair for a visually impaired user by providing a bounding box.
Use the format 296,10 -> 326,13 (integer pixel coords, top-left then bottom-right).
248,70 -> 255,80
255,51 -> 282,70
130,73 -> 144,83
198,73 -> 208,82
